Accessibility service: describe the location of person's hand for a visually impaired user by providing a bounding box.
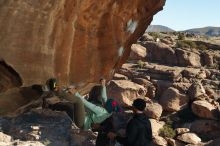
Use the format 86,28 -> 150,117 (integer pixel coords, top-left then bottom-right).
100,78 -> 106,86
107,132 -> 117,140
74,92 -> 81,98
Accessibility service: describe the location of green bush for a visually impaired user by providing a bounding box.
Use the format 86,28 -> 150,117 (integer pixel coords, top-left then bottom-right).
159,119 -> 176,138
187,41 -> 197,48
178,33 -> 185,40
211,63 -> 219,70
43,139 -> 51,146
198,44 -> 208,50
137,60 -> 145,69
176,41 -> 190,48
148,32 -> 161,41
176,40 -> 197,49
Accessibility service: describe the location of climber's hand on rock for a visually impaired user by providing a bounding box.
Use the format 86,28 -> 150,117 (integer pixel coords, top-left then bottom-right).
100,78 -> 106,86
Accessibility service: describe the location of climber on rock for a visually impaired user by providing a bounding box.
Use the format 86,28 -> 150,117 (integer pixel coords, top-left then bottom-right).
35,78 -> 122,130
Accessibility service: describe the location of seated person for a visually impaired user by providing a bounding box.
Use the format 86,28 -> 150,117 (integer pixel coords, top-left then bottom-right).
107,98 -> 152,146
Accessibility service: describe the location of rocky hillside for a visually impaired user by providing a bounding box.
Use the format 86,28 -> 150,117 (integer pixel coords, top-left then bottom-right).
107,32 -> 220,145
147,25 -> 175,32
185,27 -> 220,36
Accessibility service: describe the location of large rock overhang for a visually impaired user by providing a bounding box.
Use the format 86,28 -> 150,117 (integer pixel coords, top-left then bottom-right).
0,0 -> 165,93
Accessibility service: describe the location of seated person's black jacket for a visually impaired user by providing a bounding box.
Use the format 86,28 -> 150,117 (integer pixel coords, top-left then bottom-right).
116,113 -> 152,146
95,116 -> 113,146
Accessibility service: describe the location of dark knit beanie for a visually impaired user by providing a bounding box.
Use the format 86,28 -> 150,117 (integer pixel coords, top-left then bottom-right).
132,98 -> 146,111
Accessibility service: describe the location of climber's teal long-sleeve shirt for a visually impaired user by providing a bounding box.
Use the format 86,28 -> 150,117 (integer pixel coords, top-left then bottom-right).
75,86 -> 112,130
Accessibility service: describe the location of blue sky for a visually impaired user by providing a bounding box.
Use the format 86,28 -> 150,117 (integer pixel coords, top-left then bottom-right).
151,0 -> 220,31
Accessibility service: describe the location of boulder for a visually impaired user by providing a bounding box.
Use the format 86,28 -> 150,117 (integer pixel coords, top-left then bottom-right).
190,120 -> 220,141
113,73 -> 128,80
153,80 -> 191,98
0,132 -> 12,143
202,80 -> 220,93
150,119 -> 165,136
145,102 -> 163,120
0,140 -> 45,146
177,133 -> 201,144
182,68 -> 207,80
172,82 -> 191,93
132,78 -> 152,86
0,62 -> 22,93
159,87 -> 189,112
160,38 -> 173,45
0,0 -> 165,114
176,48 -> 201,67
201,52 -> 214,66
0,87 -> 42,115
107,80 -> 147,106
188,82 -> 206,100
117,68 -> 134,79
142,42 -> 178,65
152,80 -> 191,97
0,109 -> 96,146
152,80 -> 173,98
143,63 -> 183,82
176,128 -> 190,135
153,135 -> 167,146
191,100 -> 216,119
132,78 -> 156,98
129,44 -> 147,60
71,129 -> 96,146
204,88 -> 220,101
166,138 -> 185,146
139,33 -> 154,42
0,0 -> 165,88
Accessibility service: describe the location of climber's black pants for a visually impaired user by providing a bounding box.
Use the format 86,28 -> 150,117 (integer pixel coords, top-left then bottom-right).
48,93 -> 85,128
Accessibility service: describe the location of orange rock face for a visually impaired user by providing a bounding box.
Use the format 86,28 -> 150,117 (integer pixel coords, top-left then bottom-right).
0,0 -> 165,92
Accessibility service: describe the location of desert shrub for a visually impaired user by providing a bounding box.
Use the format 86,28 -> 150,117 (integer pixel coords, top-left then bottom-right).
186,33 -> 195,38
159,119 -> 176,138
148,32 -> 161,41
203,35 -> 210,40
211,63 -> 219,70
198,44 -> 208,50
137,60 -> 145,69
43,139 -> 51,146
187,40 -> 197,48
173,31 -> 178,36
176,40 -> 197,49
176,41 -> 190,48
178,33 -> 185,40
210,74 -> 220,81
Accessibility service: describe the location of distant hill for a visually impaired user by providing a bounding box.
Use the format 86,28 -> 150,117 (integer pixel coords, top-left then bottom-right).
184,26 -> 220,36
146,25 -> 175,32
